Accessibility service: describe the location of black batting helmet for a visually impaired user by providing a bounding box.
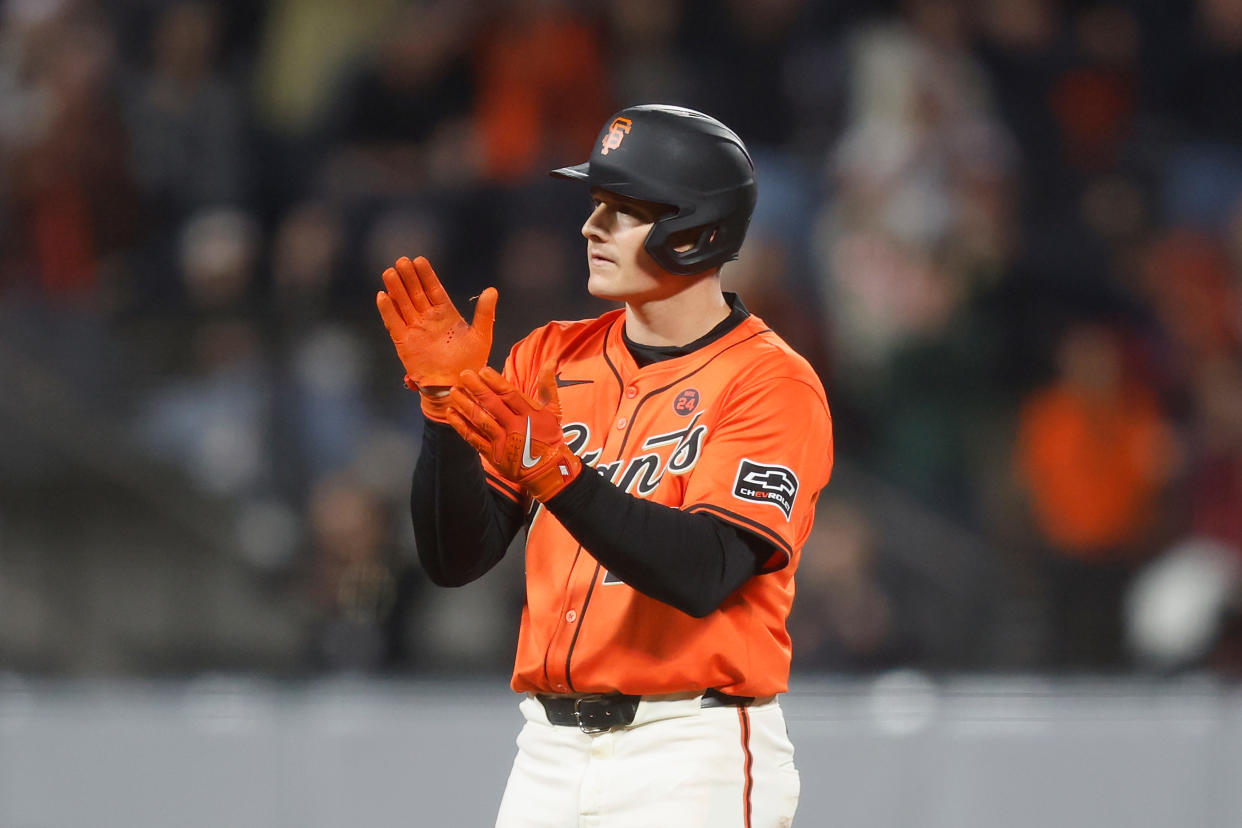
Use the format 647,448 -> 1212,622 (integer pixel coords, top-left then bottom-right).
550,104 -> 757,275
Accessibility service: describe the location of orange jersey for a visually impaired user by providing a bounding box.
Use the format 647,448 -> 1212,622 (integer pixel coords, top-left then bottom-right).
484,307 -> 834,697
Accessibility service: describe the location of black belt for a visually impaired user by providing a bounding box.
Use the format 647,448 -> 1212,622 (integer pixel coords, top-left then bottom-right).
536,689 -> 756,732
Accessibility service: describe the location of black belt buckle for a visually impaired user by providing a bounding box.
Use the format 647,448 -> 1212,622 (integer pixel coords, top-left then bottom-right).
572,694 -> 637,733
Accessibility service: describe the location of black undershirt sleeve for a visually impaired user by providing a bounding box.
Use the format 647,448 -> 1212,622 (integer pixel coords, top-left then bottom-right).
540,467 -> 775,618
411,421 -> 525,586
409,421 -> 772,613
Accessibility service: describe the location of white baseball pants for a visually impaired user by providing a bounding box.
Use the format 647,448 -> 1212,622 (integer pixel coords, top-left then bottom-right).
494,694 -> 799,828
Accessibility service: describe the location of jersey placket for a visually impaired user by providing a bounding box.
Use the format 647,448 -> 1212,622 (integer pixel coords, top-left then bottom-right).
543,367 -> 646,693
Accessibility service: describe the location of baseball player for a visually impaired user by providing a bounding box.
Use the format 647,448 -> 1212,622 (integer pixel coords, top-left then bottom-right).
377,105 -> 833,827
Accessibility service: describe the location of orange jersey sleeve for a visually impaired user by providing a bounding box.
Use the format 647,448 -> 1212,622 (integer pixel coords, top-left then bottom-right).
681,371 -> 834,572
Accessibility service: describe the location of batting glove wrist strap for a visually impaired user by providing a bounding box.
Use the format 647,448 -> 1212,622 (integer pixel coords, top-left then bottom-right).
408,377 -> 453,423
444,363 -> 582,500
517,443 -> 582,502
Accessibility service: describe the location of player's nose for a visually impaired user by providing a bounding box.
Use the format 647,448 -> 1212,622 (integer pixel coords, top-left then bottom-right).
581,203 -> 610,241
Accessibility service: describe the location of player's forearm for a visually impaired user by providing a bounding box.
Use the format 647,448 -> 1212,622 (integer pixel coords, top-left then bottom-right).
541,469 -> 765,617
411,421 -> 523,586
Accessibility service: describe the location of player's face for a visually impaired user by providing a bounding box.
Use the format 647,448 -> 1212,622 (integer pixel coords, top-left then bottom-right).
581,189 -> 681,303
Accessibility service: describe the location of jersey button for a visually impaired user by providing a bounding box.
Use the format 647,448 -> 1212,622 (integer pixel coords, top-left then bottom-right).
565,610 -> 577,623
616,417 -> 627,429
626,386 -> 638,399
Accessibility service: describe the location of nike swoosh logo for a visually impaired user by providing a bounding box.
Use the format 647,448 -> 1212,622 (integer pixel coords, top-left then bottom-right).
521,417 -> 540,468
555,374 -> 593,388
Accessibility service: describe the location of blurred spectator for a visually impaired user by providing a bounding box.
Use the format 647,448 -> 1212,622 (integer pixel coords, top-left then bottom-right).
124,1 -> 245,217
265,200 -> 379,495
971,0 -> 1066,217
490,221 -> 589,354
811,1 -> 1015,516
680,0 -> 816,150
2,3 -> 136,303
269,199 -> 348,324
178,207 -> 261,314
360,204 -> 449,287
134,314 -> 271,495
251,0 -> 403,139
1047,3 -> 1140,176
132,207 -> 270,495
118,0 -> 251,312
820,4 -> 1011,362
472,0 -> 611,182
1125,536 -> 1240,672
283,324 -> 375,484
301,472 -> 420,672
1014,321 -> 1178,669
600,0 -> 692,105
1183,356 -> 1242,674
1139,229 -> 1242,377
318,0 -> 481,198
972,1 -> 1147,327
1126,356 -> 1242,673
789,498 -> 908,670
1186,358 -> 1242,555
1153,0 -> 1242,234
1163,0 -> 1242,148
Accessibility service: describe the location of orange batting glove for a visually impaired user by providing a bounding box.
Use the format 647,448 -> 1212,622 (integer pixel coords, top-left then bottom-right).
376,255 -> 498,421
445,363 -> 583,502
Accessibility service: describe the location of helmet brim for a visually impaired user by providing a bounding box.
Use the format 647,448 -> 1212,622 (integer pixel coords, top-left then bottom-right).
549,162 -> 590,181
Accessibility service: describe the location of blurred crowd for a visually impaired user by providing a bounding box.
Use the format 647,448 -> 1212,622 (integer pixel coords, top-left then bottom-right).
2,0 -> 1242,679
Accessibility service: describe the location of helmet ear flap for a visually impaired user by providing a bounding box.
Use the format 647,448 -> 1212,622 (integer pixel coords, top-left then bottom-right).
645,218 -> 736,275
665,225 -> 717,254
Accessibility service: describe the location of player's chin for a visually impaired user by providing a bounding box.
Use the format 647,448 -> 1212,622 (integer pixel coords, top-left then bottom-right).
586,271 -> 627,301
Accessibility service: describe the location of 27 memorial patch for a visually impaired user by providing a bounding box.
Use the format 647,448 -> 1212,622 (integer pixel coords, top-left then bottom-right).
732,459 -> 798,520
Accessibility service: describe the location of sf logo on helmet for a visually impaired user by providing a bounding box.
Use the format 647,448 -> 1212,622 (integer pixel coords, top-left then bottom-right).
601,118 -> 632,155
